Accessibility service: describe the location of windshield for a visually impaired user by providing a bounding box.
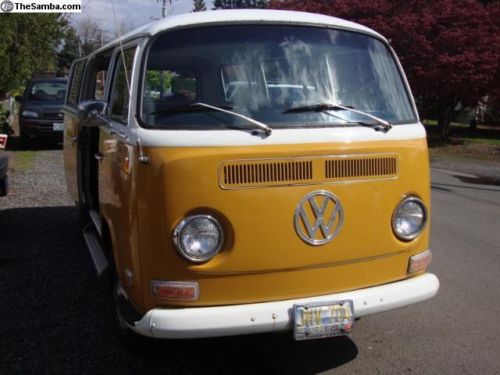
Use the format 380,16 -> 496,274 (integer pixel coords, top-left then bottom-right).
28,81 -> 67,102
141,25 -> 416,129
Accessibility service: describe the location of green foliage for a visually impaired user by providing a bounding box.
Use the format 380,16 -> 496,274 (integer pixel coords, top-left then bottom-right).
16,151 -> 36,171
213,0 -> 267,9
193,0 -> 207,12
57,26 -> 80,71
0,14 -> 73,98
0,102 -> 10,134
145,70 -> 175,94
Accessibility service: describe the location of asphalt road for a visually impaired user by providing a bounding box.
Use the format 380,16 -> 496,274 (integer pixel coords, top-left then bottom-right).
0,146 -> 499,374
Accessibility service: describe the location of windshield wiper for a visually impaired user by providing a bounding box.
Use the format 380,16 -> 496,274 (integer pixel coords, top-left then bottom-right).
152,102 -> 272,137
284,103 -> 392,133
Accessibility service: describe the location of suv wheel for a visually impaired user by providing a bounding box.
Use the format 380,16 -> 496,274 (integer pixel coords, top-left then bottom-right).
19,128 -> 31,147
0,175 -> 8,196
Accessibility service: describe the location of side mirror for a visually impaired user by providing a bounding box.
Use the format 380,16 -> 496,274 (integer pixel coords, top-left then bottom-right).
77,100 -> 110,128
15,95 -> 23,102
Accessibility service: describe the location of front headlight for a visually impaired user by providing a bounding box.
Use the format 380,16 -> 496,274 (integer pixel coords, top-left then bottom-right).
173,215 -> 224,263
21,110 -> 39,118
392,196 -> 427,241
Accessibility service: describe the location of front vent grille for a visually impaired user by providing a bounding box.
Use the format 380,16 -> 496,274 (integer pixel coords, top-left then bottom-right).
219,154 -> 398,190
221,160 -> 313,188
325,155 -> 397,180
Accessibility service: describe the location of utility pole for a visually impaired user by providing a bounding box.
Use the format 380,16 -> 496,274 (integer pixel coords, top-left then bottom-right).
96,28 -> 109,47
157,0 -> 172,18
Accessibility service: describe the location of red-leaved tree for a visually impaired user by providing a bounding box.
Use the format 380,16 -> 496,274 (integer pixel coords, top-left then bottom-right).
269,0 -> 500,138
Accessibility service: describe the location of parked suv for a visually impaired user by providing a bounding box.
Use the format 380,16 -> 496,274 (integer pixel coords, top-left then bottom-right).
17,78 -> 67,143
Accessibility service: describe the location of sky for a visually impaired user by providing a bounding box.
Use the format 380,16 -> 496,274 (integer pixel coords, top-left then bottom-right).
71,0 -> 215,37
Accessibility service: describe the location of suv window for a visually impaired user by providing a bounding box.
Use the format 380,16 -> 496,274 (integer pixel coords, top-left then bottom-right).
67,60 -> 86,107
110,48 -> 136,124
28,81 -> 67,102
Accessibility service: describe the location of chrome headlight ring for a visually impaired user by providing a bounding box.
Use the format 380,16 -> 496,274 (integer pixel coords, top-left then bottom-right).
392,196 -> 428,241
172,215 -> 224,263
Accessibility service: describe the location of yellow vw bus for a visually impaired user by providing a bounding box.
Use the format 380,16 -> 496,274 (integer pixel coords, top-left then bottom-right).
63,9 -> 439,341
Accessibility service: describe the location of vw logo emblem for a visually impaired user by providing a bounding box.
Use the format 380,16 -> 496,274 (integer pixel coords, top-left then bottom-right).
294,190 -> 344,246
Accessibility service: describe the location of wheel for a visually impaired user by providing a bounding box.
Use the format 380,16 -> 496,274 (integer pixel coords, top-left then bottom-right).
0,175 -> 8,196
19,127 -> 32,148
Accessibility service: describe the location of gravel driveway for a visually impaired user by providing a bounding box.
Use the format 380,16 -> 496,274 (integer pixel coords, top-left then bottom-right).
0,145 -> 357,374
0,148 -> 71,209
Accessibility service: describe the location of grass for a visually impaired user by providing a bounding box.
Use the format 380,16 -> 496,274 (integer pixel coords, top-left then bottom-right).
15,151 -> 36,171
463,137 -> 500,146
424,120 -> 500,161
424,120 -> 500,145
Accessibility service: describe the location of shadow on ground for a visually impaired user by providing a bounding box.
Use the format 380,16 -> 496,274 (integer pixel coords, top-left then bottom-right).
455,174 -> 500,187
4,134 -> 62,152
0,206 -> 358,374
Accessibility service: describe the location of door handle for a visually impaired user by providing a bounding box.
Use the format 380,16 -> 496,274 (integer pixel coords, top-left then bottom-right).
71,136 -> 78,143
94,153 -> 105,161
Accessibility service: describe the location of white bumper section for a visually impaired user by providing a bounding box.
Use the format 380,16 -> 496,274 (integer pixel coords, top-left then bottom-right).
132,273 -> 439,339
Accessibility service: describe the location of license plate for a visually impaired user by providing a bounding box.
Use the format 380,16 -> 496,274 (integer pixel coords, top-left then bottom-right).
53,122 -> 64,131
293,300 -> 354,341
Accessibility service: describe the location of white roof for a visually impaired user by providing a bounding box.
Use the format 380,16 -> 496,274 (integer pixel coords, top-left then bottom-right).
96,9 -> 384,55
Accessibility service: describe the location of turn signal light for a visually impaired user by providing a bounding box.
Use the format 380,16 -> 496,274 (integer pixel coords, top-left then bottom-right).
151,281 -> 199,301
408,250 -> 432,274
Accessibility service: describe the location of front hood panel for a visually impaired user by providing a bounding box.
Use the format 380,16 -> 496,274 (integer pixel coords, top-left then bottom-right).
136,138 -> 430,306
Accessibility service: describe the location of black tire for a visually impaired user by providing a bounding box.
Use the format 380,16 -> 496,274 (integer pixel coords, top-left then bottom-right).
19,127 -> 32,148
0,175 -> 8,196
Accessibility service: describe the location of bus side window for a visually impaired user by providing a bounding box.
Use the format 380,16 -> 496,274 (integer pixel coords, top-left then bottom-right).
66,60 -> 86,108
110,48 -> 136,124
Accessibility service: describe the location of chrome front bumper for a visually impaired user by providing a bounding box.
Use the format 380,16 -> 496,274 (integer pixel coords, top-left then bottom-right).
130,273 -> 439,339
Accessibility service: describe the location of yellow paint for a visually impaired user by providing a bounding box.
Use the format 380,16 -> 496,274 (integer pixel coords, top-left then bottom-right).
98,130 -> 144,308
126,138 -> 431,313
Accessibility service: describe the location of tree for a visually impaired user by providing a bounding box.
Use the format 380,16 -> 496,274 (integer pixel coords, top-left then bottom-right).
269,0 -> 500,139
213,0 -> 267,9
75,18 -> 102,56
113,20 -> 135,39
57,26 -> 80,73
193,0 -> 207,12
0,14 -> 71,99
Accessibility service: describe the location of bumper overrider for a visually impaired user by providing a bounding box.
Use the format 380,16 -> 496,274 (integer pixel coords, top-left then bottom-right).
124,273 -> 439,339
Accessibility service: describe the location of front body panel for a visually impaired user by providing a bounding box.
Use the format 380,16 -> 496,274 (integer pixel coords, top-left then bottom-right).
98,130 -> 144,306
134,137 -> 430,312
